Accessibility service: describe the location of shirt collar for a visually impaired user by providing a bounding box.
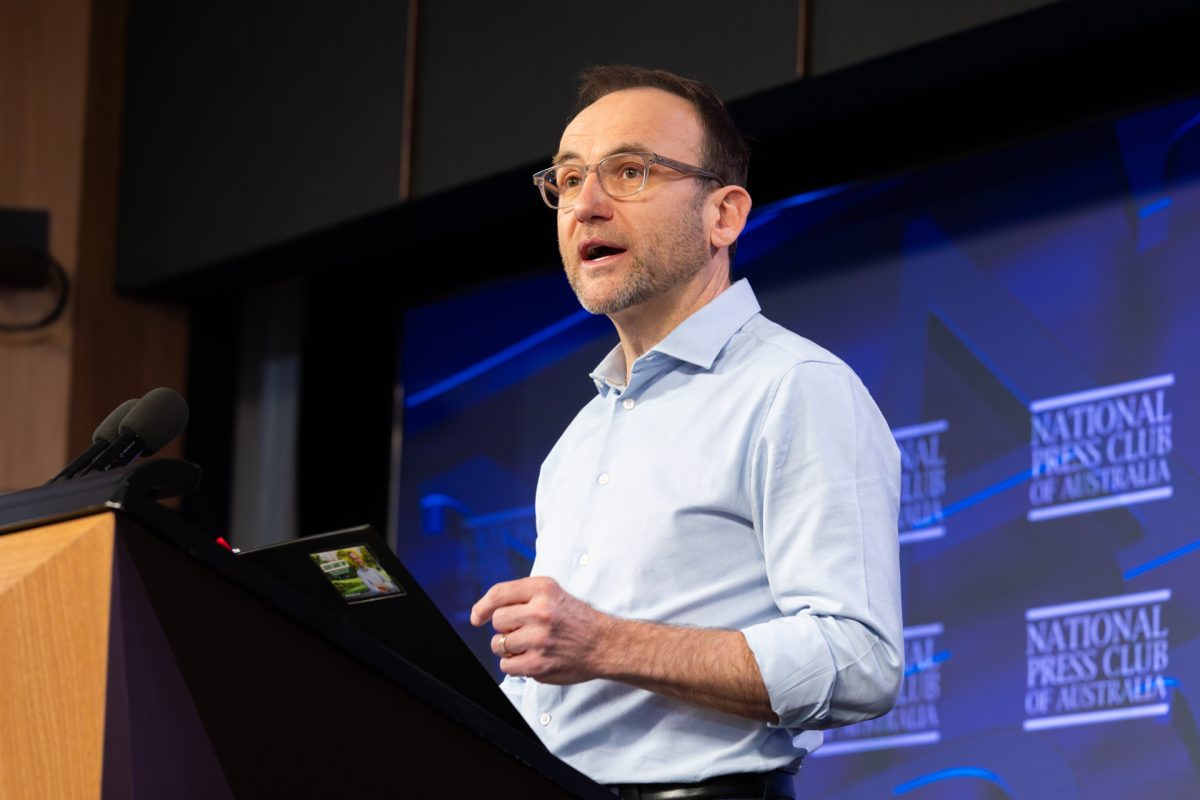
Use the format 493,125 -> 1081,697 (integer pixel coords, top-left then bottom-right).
588,279 -> 762,396
590,344 -> 627,396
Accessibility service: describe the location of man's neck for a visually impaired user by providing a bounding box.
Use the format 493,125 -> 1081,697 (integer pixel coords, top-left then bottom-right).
609,267 -> 732,384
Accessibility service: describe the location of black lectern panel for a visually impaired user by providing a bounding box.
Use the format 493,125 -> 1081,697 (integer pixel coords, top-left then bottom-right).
113,515 -> 586,798
238,526 -> 536,742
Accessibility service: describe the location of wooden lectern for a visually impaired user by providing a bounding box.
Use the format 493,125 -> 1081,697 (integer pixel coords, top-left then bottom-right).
0,461 -> 605,799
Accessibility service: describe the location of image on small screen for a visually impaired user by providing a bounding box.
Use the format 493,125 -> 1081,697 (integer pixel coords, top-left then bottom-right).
310,544 -> 406,603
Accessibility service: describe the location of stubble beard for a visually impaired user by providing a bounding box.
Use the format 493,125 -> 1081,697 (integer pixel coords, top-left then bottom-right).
562,200 -> 711,316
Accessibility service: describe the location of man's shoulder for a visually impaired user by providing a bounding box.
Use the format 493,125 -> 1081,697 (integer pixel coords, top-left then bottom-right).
735,314 -> 848,373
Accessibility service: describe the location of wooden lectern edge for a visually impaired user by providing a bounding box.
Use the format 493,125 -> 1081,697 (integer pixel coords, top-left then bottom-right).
0,512 -> 117,799
0,500 -> 122,538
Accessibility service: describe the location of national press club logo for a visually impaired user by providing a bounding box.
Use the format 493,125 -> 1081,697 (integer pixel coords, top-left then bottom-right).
893,421 -> 947,544
815,624 -> 944,755
1024,590 -> 1171,731
1028,374 -> 1174,522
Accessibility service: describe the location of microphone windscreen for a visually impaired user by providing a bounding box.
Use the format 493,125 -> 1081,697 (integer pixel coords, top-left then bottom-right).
93,398 -> 139,444
119,387 -> 190,453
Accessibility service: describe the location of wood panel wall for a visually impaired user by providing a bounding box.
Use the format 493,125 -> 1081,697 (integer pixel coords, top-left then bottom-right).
0,0 -> 92,490
0,0 -> 188,493
68,0 -> 189,464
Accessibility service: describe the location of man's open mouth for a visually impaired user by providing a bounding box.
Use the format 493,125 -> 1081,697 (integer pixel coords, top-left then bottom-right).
579,240 -> 628,263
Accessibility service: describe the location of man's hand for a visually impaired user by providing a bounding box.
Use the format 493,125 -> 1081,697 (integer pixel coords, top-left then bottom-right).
470,576 -> 614,684
472,576 -> 777,721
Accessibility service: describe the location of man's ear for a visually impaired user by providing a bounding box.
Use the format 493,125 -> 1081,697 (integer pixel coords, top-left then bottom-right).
709,185 -> 753,250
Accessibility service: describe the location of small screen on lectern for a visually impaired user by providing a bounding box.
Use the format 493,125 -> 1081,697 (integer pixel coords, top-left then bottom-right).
309,544 -> 406,604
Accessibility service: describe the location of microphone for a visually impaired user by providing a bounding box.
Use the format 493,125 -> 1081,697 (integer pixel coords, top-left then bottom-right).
46,398 -> 139,484
79,387 -> 190,476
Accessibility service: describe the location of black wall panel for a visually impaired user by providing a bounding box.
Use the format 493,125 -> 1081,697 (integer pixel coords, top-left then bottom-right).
117,0 -> 410,290
411,0 -> 801,197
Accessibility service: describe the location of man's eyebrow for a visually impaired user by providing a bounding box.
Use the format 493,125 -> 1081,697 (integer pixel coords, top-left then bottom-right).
551,143 -> 653,166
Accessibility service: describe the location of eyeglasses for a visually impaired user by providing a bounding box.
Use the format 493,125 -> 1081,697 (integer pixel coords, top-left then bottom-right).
532,151 -> 723,209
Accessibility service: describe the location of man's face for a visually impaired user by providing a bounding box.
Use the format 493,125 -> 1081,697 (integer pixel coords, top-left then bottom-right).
555,88 -> 714,315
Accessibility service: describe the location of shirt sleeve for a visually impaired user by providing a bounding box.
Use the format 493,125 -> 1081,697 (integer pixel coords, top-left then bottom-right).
739,360 -> 904,730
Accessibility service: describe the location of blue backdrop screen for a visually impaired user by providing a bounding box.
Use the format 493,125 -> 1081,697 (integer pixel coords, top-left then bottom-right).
397,94 -> 1200,798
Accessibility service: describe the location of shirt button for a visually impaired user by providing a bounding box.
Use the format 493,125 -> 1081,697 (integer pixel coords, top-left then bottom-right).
578,552 -> 590,566
597,473 -> 610,486
539,712 -> 552,726
623,398 -> 635,410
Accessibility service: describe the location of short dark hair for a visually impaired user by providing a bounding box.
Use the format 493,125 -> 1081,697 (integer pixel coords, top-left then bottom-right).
572,65 -> 750,190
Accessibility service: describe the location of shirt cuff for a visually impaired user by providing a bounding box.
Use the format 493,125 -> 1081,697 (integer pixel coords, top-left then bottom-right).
741,614 -> 837,730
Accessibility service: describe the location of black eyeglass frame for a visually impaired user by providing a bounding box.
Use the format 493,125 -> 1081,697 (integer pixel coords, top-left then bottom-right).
532,151 -> 724,209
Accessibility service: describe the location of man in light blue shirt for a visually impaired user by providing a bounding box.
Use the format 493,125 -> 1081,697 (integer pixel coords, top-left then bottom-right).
471,65 -> 902,797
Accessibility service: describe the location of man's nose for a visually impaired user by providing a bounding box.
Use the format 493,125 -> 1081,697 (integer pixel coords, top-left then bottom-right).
571,170 -> 612,221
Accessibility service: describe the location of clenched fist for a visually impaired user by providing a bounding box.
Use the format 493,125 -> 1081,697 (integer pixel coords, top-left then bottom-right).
470,576 -> 615,684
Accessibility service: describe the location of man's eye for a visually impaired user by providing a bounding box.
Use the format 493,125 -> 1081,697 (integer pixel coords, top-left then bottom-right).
557,169 -> 584,188
620,165 -> 644,180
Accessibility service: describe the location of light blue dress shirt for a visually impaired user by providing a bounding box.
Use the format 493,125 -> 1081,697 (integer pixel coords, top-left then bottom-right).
501,279 -> 903,784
